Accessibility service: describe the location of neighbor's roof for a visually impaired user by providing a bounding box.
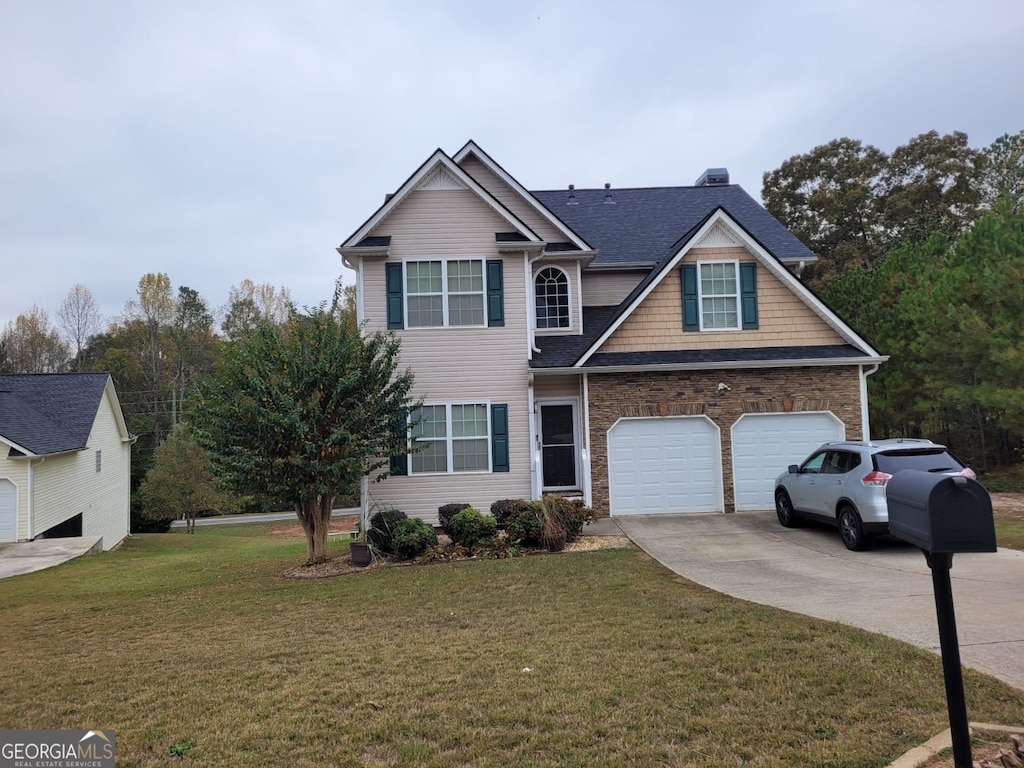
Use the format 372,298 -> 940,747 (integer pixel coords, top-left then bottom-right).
531,184 -> 815,268
0,373 -> 112,456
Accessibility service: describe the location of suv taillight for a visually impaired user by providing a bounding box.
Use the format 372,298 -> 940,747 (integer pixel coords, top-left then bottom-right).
862,471 -> 892,487
960,467 -> 977,480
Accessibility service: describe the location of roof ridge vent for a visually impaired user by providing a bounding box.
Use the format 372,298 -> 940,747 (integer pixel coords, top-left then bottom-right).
695,168 -> 729,186
603,182 -> 615,204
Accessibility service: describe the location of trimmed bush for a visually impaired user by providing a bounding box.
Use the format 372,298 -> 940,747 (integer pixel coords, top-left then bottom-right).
490,498 -> 531,529
447,507 -> 497,548
504,502 -> 543,547
366,506 -> 408,553
391,518 -> 438,560
438,503 -> 471,534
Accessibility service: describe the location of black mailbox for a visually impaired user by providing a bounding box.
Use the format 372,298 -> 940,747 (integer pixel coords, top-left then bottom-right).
886,470 -> 996,554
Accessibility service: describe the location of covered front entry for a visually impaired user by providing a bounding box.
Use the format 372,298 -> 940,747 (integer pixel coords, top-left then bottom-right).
731,412 -> 845,511
0,479 -> 16,543
607,416 -> 722,516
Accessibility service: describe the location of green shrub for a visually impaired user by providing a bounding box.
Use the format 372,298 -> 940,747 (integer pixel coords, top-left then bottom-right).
391,518 -> 438,560
447,507 -> 497,548
504,502 -> 544,547
366,506 -> 408,553
490,498 -> 531,529
438,503 -> 471,534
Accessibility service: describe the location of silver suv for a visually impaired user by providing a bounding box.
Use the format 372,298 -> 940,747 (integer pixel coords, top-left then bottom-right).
774,439 -> 974,551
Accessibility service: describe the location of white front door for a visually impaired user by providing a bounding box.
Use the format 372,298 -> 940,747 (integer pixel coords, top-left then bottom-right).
538,402 -> 579,491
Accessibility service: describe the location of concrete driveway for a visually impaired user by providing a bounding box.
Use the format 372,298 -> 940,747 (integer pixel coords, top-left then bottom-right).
614,511 -> 1024,691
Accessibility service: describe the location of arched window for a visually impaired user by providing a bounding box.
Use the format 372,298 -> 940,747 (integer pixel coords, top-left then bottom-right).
535,267 -> 570,329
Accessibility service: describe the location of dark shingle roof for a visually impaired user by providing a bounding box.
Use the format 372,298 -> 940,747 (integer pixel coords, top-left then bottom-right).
532,307 -> 620,368
0,373 -> 110,455
531,185 -> 814,268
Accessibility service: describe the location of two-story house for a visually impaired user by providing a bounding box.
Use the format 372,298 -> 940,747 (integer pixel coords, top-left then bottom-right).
338,142 -> 885,524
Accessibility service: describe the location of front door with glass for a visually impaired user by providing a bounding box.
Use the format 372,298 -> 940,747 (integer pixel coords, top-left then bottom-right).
540,403 -> 577,490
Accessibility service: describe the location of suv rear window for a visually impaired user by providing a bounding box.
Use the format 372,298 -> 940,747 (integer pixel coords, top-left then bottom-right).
873,448 -> 965,474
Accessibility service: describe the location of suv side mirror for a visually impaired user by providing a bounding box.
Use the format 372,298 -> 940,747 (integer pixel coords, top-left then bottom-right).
788,464 -> 799,474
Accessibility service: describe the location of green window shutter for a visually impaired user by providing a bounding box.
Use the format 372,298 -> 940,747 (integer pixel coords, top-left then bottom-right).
681,264 -> 699,331
740,262 -> 759,329
491,403 -> 509,472
486,259 -> 504,327
389,417 -> 408,476
385,262 -> 404,330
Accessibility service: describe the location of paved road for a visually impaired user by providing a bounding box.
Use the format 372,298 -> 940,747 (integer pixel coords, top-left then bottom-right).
171,508 -> 360,528
614,511 -> 1024,691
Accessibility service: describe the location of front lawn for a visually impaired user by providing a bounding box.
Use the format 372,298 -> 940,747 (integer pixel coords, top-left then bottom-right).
1,525 -> 1022,767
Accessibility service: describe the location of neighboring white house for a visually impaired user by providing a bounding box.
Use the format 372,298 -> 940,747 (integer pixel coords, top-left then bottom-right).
0,373 -> 133,551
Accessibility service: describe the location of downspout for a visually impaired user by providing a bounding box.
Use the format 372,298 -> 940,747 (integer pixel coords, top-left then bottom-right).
532,374 -> 540,505
582,372 -> 592,507
527,252 -> 546,354
861,364 -> 880,440
27,456 -> 43,540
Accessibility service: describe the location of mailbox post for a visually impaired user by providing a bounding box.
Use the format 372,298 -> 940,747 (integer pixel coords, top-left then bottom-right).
886,471 -> 996,768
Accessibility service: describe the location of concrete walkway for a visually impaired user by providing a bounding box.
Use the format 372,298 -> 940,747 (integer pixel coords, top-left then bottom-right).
0,536 -> 103,579
608,511 -> 1024,691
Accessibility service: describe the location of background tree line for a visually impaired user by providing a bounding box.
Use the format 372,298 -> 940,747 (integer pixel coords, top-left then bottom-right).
0,275 -> 346,529
763,129 -> 1024,473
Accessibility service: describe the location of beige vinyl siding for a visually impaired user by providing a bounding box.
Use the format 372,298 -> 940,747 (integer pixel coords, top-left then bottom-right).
0,460 -> 28,541
600,247 -> 845,353
581,271 -> 646,306
361,188 -> 533,522
534,375 -> 582,400
31,390 -> 130,550
458,156 -> 567,243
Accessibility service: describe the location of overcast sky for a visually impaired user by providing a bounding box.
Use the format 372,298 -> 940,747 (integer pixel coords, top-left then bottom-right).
2,0 -> 1022,331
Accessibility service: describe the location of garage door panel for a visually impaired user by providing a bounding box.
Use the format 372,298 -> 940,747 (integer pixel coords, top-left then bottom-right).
732,413 -> 844,511
0,479 -> 16,543
608,417 -> 722,516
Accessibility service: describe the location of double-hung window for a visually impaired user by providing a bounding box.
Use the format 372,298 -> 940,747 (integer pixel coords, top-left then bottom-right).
406,259 -> 484,327
699,261 -> 739,329
410,403 -> 490,474
682,260 -> 758,331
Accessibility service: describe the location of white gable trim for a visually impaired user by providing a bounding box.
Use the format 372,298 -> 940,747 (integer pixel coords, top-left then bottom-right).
693,221 -> 740,248
575,209 -> 882,367
417,166 -> 466,190
0,434 -> 37,457
453,141 -> 592,252
341,150 -> 541,248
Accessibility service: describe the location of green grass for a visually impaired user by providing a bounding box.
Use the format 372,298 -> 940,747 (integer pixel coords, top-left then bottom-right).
2,527 -> 1023,768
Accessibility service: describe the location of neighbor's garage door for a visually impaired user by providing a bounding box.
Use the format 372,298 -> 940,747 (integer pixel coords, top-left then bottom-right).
0,479 -> 16,543
731,412 -> 845,511
607,417 -> 721,515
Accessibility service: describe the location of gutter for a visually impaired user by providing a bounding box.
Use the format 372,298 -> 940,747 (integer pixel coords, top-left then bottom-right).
531,355 -> 889,376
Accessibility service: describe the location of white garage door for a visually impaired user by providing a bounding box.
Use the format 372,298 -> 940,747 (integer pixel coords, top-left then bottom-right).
608,417 -> 722,515
732,412 -> 845,511
0,479 -> 16,543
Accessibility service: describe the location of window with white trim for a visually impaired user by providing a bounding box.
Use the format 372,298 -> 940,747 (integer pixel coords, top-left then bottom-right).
406,259 -> 485,328
410,403 -> 490,474
535,267 -> 570,329
699,260 -> 739,329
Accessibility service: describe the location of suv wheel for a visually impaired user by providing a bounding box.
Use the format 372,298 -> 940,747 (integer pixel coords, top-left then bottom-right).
838,505 -> 869,551
775,490 -> 799,528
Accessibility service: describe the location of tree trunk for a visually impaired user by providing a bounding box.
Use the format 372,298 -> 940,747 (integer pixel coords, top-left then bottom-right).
296,496 -> 335,564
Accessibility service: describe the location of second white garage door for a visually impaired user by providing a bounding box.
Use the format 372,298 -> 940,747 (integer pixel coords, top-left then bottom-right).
731,412 -> 845,511
607,417 -> 722,515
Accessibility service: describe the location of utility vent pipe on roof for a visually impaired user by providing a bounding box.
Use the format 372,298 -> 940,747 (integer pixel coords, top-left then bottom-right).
695,168 -> 729,186
604,182 -> 615,204
567,184 -> 577,205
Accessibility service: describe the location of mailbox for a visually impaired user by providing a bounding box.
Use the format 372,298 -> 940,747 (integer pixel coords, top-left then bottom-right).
886,470 -> 996,554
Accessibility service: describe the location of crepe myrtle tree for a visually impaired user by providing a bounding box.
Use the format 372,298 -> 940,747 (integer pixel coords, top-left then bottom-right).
192,296 -> 416,564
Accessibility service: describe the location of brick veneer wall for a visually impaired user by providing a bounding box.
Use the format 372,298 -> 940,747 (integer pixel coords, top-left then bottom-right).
587,366 -> 864,514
